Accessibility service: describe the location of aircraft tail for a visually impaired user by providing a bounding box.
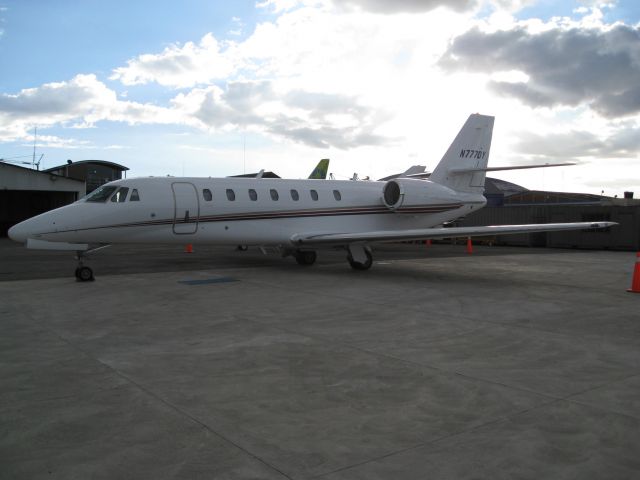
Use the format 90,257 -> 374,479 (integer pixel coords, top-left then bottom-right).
308,159 -> 330,179
429,114 -> 494,194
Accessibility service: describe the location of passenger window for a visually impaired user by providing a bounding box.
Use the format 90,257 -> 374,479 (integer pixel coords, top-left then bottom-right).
270,189 -> 279,201
130,189 -> 140,201
290,189 -> 299,201
226,189 -> 236,201
203,189 -> 212,201
310,189 -> 319,201
249,189 -> 257,201
333,190 -> 342,201
110,187 -> 129,203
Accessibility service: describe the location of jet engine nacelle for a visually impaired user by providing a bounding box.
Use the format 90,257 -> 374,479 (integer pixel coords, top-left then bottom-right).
382,178 -> 429,211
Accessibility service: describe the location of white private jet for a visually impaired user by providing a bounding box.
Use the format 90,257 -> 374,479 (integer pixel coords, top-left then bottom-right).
8,114 -> 616,281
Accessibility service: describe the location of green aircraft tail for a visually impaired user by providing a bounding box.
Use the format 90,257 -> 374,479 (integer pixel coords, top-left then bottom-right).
308,159 -> 330,179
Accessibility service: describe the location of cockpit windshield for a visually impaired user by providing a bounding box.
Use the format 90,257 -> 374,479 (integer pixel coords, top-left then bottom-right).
110,187 -> 129,203
84,185 -> 118,203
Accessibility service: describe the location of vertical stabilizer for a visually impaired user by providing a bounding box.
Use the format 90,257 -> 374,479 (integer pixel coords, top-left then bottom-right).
429,114 -> 494,194
308,159 -> 330,179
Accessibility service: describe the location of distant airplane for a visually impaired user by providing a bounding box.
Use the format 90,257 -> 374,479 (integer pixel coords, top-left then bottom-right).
307,158 -> 330,179
230,158 -> 331,180
8,114 -> 615,281
378,165 -> 428,181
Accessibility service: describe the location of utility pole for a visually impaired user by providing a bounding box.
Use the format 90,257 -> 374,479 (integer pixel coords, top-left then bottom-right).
32,126 -> 37,169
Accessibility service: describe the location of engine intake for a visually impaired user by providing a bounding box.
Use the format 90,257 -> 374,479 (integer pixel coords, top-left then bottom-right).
382,178 -> 442,212
382,180 -> 403,209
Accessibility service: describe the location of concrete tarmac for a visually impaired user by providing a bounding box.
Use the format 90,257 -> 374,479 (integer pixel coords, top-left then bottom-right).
1,239 -> 639,479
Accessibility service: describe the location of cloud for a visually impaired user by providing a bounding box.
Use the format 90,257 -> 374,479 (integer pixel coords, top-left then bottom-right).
173,80 -> 393,148
259,0 -> 535,14
0,71 -> 392,149
0,6 -> 6,38
0,74 -> 175,142
28,135 -> 91,149
337,0 -> 477,13
0,74 -> 112,121
110,33 -> 237,88
513,124 -> 640,160
439,20 -> 640,118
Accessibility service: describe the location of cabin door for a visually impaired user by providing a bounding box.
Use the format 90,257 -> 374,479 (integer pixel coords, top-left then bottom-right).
172,182 -> 199,234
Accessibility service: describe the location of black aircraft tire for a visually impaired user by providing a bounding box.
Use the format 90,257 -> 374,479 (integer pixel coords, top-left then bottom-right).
77,266 -> 95,282
347,250 -> 373,270
295,250 -> 317,266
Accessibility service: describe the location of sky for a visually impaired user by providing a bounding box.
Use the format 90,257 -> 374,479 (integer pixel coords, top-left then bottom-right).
1,0 -> 639,196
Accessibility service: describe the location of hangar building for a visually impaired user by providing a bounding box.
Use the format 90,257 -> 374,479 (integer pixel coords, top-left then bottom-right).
1,160 -> 128,237
43,159 -> 129,194
459,178 -> 640,251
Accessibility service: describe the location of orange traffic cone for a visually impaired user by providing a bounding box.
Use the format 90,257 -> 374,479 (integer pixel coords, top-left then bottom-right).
466,237 -> 473,254
628,252 -> 640,293
185,244 -> 193,253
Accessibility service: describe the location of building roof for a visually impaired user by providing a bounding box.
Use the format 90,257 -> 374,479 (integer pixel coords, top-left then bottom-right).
43,160 -> 129,172
1,161 -> 79,179
0,161 -> 85,192
484,177 -> 529,197
504,190 -> 604,206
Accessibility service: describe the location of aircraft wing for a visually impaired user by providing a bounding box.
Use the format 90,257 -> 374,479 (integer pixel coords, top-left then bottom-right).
290,222 -> 617,247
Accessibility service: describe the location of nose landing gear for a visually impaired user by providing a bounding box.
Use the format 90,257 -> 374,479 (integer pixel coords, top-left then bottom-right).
73,244 -> 110,282
75,250 -> 95,282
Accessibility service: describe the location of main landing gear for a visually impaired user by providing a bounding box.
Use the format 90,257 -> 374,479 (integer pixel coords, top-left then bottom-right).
75,264 -> 94,282
294,250 -> 317,266
291,246 -> 373,270
347,244 -> 373,270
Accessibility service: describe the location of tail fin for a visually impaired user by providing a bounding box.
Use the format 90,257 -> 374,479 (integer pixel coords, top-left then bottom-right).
308,159 -> 330,179
429,114 -> 494,194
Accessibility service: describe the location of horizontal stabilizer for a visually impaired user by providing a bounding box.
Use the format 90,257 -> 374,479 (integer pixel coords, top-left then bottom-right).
290,222 -> 617,246
450,162 -> 575,175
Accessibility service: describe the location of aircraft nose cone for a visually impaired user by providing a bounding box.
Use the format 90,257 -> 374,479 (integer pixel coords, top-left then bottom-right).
8,221 -> 27,243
